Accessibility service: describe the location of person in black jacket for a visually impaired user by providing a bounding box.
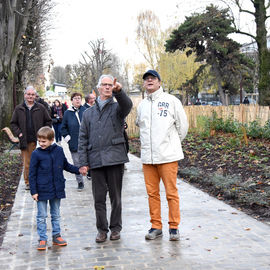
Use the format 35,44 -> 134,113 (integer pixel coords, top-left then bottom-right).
36,94 -> 51,114
10,86 -> 52,190
78,74 -> 133,243
243,96 -> 250,104
83,93 -> 96,109
51,99 -> 65,143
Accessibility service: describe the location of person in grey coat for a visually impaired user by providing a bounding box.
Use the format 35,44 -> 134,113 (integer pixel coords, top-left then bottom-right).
78,74 -> 133,243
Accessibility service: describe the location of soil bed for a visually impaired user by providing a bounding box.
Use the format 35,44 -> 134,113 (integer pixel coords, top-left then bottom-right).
129,132 -> 270,223
0,141 -> 22,246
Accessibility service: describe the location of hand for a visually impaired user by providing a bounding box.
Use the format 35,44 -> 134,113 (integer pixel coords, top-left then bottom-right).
19,133 -> 23,137
112,78 -> 122,93
32,194 -> 38,201
79,166 -> 89,176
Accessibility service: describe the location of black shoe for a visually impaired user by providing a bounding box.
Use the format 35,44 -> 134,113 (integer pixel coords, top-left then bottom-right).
78,182 -> 84,190
96,232 -> 107,243
110,231 -> 120,241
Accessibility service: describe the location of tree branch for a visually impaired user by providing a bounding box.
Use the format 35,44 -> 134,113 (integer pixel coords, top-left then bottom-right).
234,0 -> 255,16
235,29 -> 256,42
14,10 -> 28,17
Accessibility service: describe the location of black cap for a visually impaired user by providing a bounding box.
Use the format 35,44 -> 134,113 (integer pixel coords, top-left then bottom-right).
143,70 -> 161,81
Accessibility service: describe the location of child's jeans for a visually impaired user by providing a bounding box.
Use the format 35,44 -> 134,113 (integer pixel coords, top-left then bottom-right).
37,198 -> 61,241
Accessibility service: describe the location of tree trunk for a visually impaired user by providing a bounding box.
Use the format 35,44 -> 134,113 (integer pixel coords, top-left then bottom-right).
212,64 -> 226,105
0,77 -> 14,129
0,0 -> 33,129
254,0 -> 270,105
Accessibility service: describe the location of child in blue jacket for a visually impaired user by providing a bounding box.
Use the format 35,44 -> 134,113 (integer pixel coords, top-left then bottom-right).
29,126 -> 80,250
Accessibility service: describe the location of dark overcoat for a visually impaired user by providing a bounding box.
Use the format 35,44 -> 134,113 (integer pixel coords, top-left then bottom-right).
78,90 -> 133,169
61,105 -> 86,152
10,102 -> 52,149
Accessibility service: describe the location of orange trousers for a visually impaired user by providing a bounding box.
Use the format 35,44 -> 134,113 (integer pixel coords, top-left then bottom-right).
143,161 -> 180,230
21,142 -> 36,185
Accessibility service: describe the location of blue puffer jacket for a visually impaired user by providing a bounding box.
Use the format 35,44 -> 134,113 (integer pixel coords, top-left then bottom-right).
61,105 -> 86,152
29,143 -> 80,200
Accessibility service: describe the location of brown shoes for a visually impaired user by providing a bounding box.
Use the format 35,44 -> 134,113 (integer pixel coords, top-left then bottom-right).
95,232 -> 107,243
110,231 -> 120,241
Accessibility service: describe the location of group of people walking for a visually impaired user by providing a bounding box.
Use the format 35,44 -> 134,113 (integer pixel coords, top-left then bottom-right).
10,70 -> 188,250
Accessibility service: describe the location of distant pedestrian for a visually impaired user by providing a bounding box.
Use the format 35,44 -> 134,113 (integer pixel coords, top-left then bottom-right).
83,92 -> 96,180
83,93 -> 96,109
195,99 -> 201,105
51,99 -> 65,143
10,86 -> 52,190
29,127 -> 80,250
61,93 -> 86,190
136,70 -> 188,241
36,94 -> 51,114
243,96 -> 250,104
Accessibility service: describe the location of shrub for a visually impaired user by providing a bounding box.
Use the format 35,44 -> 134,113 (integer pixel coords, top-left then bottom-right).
198,112 -> 270,140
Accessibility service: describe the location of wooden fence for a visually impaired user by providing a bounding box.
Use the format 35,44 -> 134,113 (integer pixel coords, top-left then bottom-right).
126,103 -> 270,136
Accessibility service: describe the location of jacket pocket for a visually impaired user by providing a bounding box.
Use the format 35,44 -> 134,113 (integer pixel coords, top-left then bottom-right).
111,137 -> 125,145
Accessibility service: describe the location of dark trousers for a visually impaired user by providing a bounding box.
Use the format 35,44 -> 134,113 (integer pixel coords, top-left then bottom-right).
53,122 -> 62,142
91,164 -> 124,233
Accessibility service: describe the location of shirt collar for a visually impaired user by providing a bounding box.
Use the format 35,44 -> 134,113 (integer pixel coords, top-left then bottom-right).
146,87 -> 164,101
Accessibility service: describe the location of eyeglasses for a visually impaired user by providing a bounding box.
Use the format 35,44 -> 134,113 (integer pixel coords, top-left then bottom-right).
73,97 -> 81,100
101,83 -> 113,87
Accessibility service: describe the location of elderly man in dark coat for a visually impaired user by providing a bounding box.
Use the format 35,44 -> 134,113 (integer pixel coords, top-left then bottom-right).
78,75 -> 132,243
10,86 -> 52,190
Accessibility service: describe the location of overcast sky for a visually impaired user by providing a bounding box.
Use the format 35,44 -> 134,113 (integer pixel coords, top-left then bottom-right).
48,0 -> 256,67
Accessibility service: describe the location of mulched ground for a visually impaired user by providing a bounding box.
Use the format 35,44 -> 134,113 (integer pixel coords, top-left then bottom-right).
0,141 -> 22,246
129,132 -> 270,223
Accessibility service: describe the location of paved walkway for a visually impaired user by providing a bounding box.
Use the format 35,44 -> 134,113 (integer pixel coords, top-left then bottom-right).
0,141 -> 269,270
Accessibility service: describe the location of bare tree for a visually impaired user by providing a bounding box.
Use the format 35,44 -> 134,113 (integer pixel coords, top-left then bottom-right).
136,10 -> 163,69
80,39 -> 112,91
222,0 -> 270,105
65,39 -> 129,96
0,0 -> 53,129
50,66 -> 66,85
16,0 -> 54,98
64,64 -> 92,95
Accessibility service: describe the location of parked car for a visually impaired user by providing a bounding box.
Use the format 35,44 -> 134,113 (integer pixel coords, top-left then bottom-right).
232,98 -> 257,105
210,101 -> 222,106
